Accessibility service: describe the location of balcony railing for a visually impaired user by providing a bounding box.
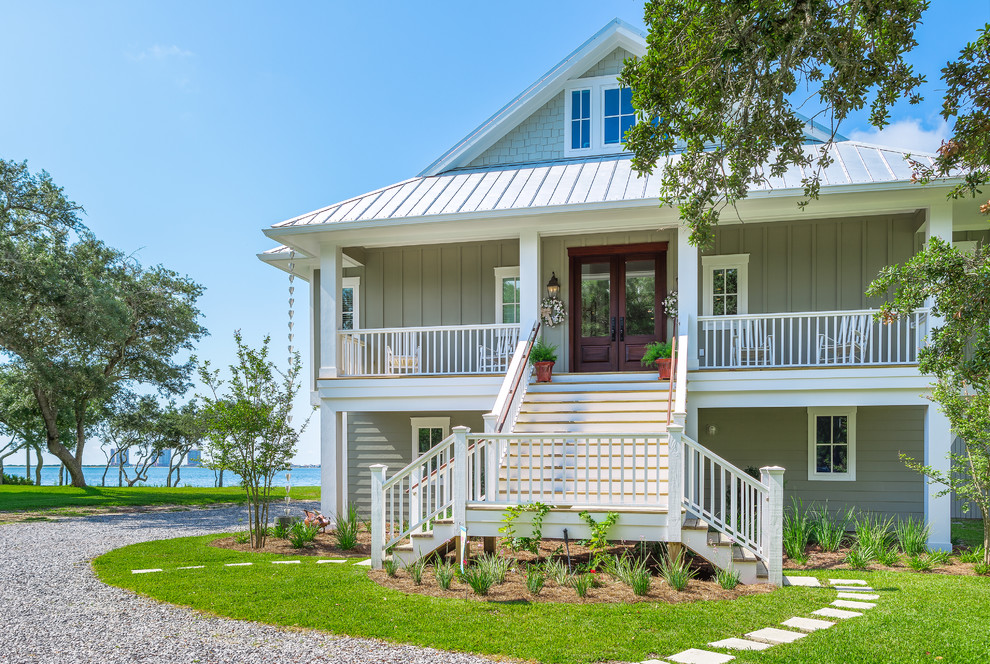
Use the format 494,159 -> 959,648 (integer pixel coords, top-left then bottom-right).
337,323 -> 521,377
697,308 -> 929,369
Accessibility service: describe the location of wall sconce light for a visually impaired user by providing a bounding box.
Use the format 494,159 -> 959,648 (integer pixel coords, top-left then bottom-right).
707,424 -> 718,437
546,272 -> 560,299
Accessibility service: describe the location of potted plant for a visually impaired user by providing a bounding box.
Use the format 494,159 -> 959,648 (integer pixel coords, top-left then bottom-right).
641,340 -> 673,380
529,339 -> 558,382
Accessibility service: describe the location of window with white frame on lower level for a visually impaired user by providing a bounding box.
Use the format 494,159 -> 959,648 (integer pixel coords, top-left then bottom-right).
410,417 -> 450,458
701,254 -> 749,316
494,267 -> 520,324
807,407 -> 856,481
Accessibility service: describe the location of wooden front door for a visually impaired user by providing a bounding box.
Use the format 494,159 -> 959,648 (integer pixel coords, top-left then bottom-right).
569,244 -> 667,372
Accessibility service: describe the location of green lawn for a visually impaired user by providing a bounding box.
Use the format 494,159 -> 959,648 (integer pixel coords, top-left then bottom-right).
953,518 -> 986,549
0,485 -> 319,513
94,534 -> 990,664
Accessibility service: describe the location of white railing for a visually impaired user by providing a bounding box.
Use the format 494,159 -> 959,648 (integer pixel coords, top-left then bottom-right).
697,308 -> 929,369
487,321 -> 540,434
466,433 -> 668,507
338,323 -> 521,377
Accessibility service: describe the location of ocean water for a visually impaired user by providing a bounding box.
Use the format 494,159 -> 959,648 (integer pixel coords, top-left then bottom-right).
1,465 -> 321,488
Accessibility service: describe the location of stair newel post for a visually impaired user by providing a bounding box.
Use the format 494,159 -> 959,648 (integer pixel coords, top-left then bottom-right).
760,465 -> 785,586
452,426 -> 470,567
370,464 -> 388,570
666,423 -> 684,544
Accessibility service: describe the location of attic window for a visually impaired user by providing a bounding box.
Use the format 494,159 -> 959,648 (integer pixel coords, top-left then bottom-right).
564,75 -> 638,157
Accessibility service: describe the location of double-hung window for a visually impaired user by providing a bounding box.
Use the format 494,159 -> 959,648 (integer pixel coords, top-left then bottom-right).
701,254 -> 749,316
494,267 -> 521,324
807,407 -> 857,481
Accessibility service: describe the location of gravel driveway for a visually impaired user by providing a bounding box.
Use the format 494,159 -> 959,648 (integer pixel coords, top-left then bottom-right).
0,504 -> 496,664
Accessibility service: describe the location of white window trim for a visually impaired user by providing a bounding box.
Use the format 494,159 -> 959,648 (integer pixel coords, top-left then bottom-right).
807,407 -> 857,482
342,276 -> 360,329
563,75 -> 634,157
494,266 -> 520,324
410,417 -> 450,459
701,254 -> 750,316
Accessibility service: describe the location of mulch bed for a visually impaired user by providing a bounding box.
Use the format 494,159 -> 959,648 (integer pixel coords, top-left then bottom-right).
784,543 -> 985,576
211,530 -> 372,557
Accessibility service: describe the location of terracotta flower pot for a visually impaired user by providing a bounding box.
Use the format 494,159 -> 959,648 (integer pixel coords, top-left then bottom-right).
656,358 -> 672,380
535,361 -> 554,383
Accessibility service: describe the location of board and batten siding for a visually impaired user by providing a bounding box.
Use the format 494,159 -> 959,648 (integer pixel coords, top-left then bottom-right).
698,406 -> 925,519
703,212 -> 925,314
345,411 -> 486,517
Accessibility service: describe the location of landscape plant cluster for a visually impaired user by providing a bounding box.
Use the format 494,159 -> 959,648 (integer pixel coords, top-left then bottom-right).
234,505 -> 362,551
783,499 -> 989,575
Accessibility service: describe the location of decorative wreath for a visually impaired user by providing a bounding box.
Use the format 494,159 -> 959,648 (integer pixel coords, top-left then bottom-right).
539,297 -> 567,328
663,291 -> 678,316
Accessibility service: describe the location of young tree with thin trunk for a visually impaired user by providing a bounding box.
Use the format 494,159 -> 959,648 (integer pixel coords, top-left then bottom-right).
199,333 -> 309,549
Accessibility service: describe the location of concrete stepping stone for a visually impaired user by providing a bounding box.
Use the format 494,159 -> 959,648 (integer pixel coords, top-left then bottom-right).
177,565 -> 204,570
316,559 -> 347,564
832,585 -> 875,592
639,660 -> 671,664
745,628 -> 807,645
668,649 -> 735,664
708,638 -> 772,651
355,558 -> 372,566
829,578 -> 867,585
838,592 -> 879,600
225,562 -> 253,567
131,568 -> 163,574
813,607 -> 862,619
782,617 -> 835,632
782,576 -> 821,587
272,560 -> 301,564
832,599 -> 876,610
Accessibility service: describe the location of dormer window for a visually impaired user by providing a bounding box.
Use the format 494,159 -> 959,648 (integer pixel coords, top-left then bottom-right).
564,76 -> 638,157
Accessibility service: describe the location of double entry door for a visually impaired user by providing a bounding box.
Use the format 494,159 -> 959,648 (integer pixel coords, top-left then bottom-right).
569,244 -> 667,372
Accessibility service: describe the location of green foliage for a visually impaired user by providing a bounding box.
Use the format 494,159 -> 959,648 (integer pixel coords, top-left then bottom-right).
855,513 -> 895,559
657,549 -> 696,591
608,553 -> 649,587
845,548 -> 871,570
810,503 -> 854,552
383,557 -> 399,578
570,574 -> 592,598
270,520 -> 291,539
334,505 -> 360,551
288,521 -> 319,549
433,560 -> 455,590
459,565 -> 494,595
199,332 -> 311,549
0,472 -> 33,486
975,561 -> 990,575
499,502 -> 550,553
476,553 -> 511,584
875,546 -> 902,567
620,1 -> 928,248
629,568 -> 653,596
234,531 -> 249,545
640,341 -> 672,366
783,498 -> 813,562
715,567 -> 740,590
405,558 -> 425,585
928,549 -> 951,566
894,517 -> 931,556
578,510 -> 619,568
907,554 -> 934,572
528,339 -> 558,364
0,485 -> 318,512
525,566 -> 545,596
960,545 -> 986,563
544,557 -> 569,586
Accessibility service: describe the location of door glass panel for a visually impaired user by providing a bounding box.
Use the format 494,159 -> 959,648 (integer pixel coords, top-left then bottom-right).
624,258 -> 655,335
580,261 -> 611,337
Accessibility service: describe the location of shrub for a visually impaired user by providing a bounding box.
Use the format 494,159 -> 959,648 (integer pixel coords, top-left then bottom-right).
544,558 -> 569,586
476,553 -> 511,584
907,554 -> 934,572
894,516 -> 930,556
875,545 -> 901,567
658,549 -> 697,591
234,531 -> 250,544
928,549 -> 951,566
855,513 -> 894,559
460,565 -> 494,595
715,566 -> 741,590
974,562 -> 990,576
578,510 -> 619,569
434,561 -> 455,589
608,553 -> 648,587
383,557 -> 399,577
810,503 -> 854,551
526,567 -> 545,596
270,520 -> 291,539
1,472 -> 33,485
289,521 -> 319,549
406,558 -> 426,585
334,505 -> 360,551
844,547 -> 870,570
630,568 -> 653,596
570,574 -> 592,598
959,546 -> 985,563
783,498 -> 813,562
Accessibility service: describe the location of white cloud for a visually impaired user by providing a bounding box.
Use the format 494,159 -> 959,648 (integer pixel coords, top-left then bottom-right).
847,118 -> 949,153
129,44 -> 194,62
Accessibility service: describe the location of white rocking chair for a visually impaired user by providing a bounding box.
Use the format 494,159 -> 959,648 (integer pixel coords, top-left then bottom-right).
385,332 -> 421,374
477,328 -> 516,373
818,313 -> 873,364
733,319 -> 775,367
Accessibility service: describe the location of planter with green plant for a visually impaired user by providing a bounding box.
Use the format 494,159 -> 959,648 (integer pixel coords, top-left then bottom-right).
640,341 -> 673,379
529,339 -> 558,382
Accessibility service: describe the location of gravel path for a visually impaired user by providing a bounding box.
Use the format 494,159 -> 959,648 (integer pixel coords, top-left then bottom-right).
0,504 -> 496,664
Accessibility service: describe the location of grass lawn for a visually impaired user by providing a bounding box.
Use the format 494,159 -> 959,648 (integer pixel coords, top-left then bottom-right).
94,534 -> 990,664
952,518 -> 986,549
0,485 -> 319,513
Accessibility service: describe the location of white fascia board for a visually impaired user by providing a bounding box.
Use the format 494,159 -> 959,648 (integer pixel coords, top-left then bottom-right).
688,367 -> 932,404
256,249 -> 361,277
420,21 -> 647,176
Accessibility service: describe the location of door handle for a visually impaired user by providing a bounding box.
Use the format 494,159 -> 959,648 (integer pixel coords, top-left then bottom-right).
610,317 -> 616,341
619,317 -> 625,341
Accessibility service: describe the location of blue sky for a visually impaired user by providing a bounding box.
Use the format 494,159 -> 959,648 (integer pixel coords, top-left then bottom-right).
2,1 -> 987,465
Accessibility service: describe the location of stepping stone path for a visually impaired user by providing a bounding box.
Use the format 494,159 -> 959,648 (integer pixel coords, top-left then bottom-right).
131,568 -> 162,574
316,559 -> 347,564
641,577 -> 885,664
355,558 -> 372,566
177,565 -> 204,570
225,562 -> 253,567
272,560 -> 301,564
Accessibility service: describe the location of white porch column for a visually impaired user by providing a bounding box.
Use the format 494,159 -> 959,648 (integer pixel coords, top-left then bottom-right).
320,404 -> 344,517
518,230 -> 541,333
319,243 -> 343,379
924,404 -> 953,551
676,224 -> 699,371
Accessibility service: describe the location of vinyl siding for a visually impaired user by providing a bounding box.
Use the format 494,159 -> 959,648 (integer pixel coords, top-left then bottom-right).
698,406 -> 925,518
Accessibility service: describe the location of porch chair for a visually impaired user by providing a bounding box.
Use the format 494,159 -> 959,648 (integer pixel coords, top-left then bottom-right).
818,313 -> 873,364
385,331 -> 421,374
477,328 -> 516,373
733,319 -> 775,367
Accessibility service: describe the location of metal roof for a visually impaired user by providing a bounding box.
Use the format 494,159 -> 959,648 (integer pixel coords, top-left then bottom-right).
272,142 -> 936,230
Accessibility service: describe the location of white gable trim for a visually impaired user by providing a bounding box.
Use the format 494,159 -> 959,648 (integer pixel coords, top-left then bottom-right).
419,19 -> 647,177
